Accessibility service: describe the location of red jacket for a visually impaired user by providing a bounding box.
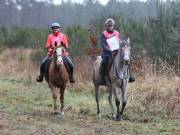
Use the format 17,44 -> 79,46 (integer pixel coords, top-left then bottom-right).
46,32 -> 69,56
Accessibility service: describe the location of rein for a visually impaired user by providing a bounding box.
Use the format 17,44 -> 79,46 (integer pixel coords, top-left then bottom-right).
112,47 -> 130,80
56,54 -> 63,58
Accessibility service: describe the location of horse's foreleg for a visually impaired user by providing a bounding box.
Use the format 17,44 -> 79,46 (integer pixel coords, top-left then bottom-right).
120,101 -> 126,116
60,85 -> 66,115
108,87 -> 114,116
120,82 -> 128,115
113,86 -> 121,120
94,83 -> 100,114
50,85 -> 58,114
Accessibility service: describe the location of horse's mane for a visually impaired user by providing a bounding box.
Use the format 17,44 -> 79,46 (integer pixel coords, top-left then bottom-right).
52,45 -> 65,57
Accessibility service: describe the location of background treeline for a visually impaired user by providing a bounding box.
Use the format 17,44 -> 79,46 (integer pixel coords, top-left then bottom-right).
0,0 -> 179,63
0,0 -> 177,27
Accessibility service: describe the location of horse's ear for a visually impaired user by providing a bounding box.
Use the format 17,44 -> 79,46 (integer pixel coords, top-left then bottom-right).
127,37 -> 130,44
61,41 -> 63,46
61,41 -> 66,48
54,41 -> 57,47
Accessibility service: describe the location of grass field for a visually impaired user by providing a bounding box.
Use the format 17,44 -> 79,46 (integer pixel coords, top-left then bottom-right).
0,74 -> 179,135
0,49 -> 179,135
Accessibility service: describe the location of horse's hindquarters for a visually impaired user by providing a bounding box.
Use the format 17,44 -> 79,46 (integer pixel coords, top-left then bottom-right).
92,56 -> 102,83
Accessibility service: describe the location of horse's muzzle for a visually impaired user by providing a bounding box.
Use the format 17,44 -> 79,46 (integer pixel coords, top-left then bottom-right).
56,61 -> 63,66
123,59 -> 130,65
123,55 -> 130,65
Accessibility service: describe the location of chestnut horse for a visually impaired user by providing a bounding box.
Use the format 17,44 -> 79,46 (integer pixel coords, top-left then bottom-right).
45,45 -> 68,115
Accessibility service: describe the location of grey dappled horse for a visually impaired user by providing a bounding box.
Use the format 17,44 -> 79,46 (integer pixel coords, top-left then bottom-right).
92,38 -> 131,120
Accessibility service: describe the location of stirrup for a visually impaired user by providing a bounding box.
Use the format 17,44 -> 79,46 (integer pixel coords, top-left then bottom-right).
36,76 -> 43,82
70,79 -> 75,83
69,76 -> 75,83
98,78 -> 106,85
129,76 -> 135,83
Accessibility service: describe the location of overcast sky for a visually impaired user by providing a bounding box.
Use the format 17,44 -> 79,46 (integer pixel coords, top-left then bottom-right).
53,0 -> 109,5
53,0 -> 146,5
36,0 -> 170,5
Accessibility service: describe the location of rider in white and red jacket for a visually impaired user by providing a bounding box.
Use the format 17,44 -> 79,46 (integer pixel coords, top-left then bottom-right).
99,18 -> 135,85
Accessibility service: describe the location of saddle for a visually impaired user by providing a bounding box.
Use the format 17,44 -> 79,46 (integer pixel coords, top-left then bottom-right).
99,50 -> 118,83
106,50 -> 118,74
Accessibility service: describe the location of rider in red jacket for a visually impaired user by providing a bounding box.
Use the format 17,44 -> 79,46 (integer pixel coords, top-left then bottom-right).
36,22 -> 75,83
46,31 -> 69,56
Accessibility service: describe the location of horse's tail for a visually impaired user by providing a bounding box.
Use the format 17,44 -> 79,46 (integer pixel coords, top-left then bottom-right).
92,55 -> 102,83
92,56 -> 101,68
96,56 -> 101,60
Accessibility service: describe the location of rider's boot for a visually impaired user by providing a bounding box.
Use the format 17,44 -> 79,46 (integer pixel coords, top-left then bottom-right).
36,56 -> 49,83
98,64 -> 107,85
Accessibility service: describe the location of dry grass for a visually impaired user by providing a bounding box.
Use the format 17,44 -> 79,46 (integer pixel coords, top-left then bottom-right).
0,48 -> 179,135
128,76 -> 180,119
0,48 -> 179,118
0,48 -> 37,77
129,56 -> 180,118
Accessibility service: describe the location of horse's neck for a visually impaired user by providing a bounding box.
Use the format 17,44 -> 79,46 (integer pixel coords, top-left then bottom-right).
52,60 -> 67,78
112,51 -> 129,80
114,51 -> 121,67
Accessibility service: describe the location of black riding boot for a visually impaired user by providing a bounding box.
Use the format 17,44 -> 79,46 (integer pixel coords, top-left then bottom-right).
129,74 -> 135,82
64,56 -> 75,83
36,56 -> 49,82
98,64 -> 107,85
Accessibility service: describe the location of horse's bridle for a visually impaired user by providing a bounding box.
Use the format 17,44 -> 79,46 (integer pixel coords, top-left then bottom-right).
53,47 -> 65,66
55,54 -> 63,58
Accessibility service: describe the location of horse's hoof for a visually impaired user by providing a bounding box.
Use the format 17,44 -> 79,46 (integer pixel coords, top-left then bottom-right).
61,112 -> 65,115
112,114 -> 116,119
116,115 -> 123,121
53,111 -> 60,115
98,113 -> 102,118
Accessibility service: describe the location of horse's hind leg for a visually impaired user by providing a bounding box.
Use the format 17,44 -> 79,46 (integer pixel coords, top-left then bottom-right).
94,83 -> 100,114
60,84 -> 66,115
50,85 -> 58,114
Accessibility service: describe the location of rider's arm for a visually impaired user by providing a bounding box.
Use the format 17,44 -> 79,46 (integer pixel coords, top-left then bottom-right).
62,35 -> 69,49
45,35 -> 54,55
101,33 -> 111,53
46,35 -> 51,49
